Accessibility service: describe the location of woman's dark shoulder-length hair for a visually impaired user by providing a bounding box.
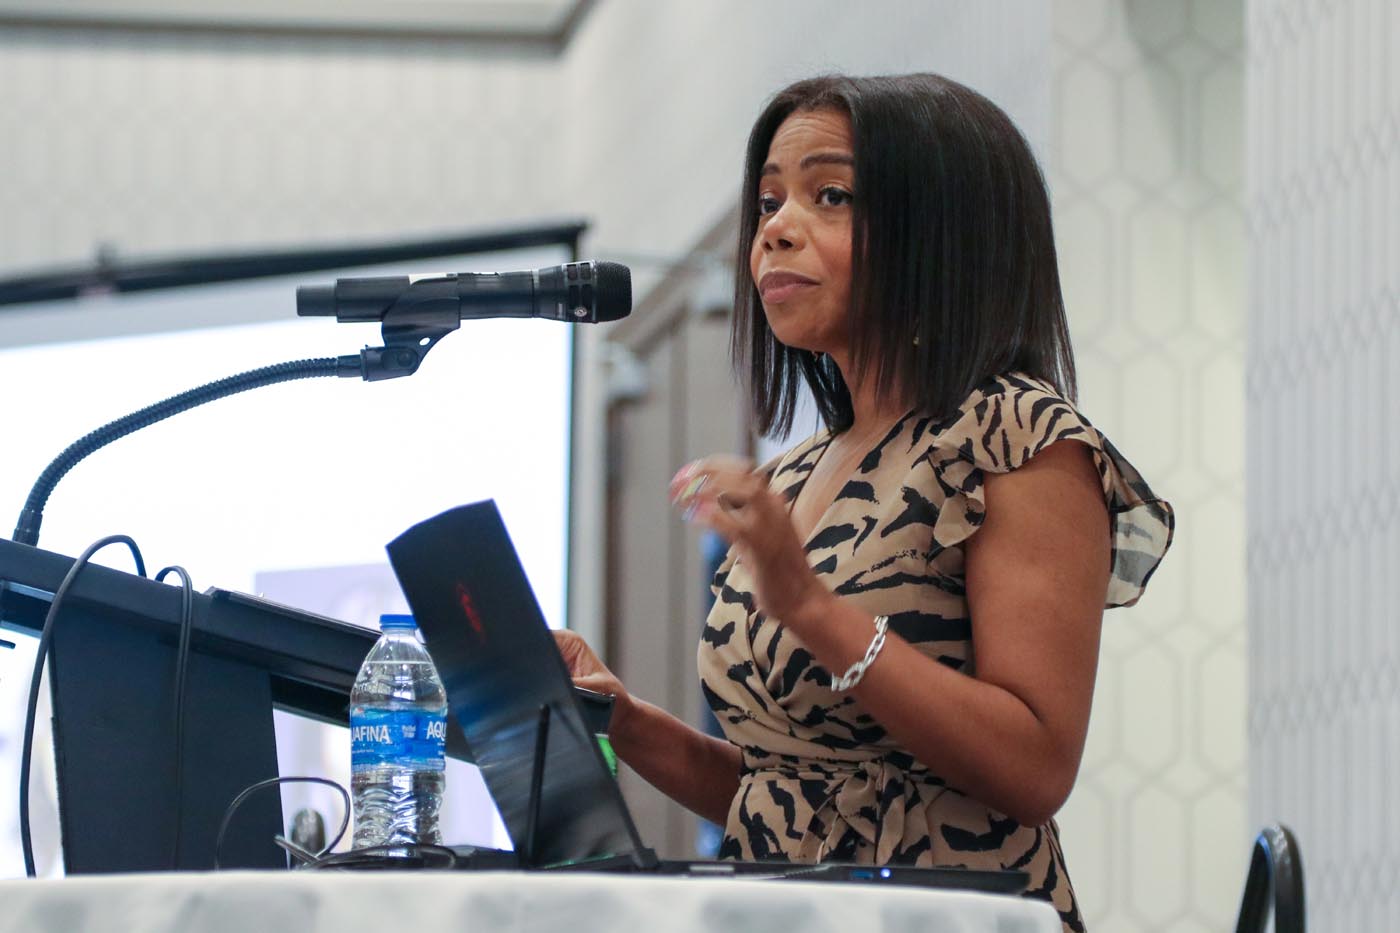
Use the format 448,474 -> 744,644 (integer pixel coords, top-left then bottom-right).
732,73 -> 1077,437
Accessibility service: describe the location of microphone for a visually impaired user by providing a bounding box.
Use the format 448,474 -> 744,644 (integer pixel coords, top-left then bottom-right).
9,262 -> 634,546
296,260 -> 631,325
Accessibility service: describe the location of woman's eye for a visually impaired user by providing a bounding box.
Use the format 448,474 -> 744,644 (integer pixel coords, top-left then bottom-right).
757,195 -> 781,215
817,186 -> 852,207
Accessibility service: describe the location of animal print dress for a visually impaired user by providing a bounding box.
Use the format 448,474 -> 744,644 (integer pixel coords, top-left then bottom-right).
698,372 -> 1174,933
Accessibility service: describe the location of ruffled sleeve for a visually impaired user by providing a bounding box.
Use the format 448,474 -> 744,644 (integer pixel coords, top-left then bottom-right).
924,373 -> 1174,609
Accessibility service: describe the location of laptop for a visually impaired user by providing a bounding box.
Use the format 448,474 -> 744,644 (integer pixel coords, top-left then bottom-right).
385,500 -> 1028,893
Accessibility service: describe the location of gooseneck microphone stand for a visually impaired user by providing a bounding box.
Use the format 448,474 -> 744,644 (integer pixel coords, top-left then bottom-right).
10,297 -> 461,548
3,296 -> 462,877
12,358 -> 348,547
12,257 -> 634,544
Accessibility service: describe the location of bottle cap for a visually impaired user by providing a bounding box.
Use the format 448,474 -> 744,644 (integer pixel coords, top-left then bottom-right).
378,613 -> 416,630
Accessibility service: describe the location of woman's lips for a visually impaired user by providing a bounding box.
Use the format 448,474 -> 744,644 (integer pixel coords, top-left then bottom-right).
758,271 -> 818,303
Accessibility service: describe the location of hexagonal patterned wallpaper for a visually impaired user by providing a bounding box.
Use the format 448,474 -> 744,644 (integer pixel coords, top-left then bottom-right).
1049,1 -> 1247,930
1247,0 -> 1400,929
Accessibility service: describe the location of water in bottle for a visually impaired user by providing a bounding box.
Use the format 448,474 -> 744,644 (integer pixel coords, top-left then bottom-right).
350,613 -> 448,848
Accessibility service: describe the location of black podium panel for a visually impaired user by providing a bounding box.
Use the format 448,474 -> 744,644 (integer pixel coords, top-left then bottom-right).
48,601 -> 282,870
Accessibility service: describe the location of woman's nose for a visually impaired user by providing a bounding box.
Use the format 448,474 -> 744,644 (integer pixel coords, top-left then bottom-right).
761,203 -> 803,251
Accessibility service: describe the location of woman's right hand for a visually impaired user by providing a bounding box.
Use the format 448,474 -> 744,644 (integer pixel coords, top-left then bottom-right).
553,629 -> 634,736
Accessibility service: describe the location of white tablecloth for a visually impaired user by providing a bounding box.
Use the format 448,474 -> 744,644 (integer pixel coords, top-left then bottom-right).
0,870 -> 1061,933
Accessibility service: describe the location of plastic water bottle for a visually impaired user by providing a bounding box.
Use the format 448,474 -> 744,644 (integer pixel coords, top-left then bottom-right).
350,614 -> 448,848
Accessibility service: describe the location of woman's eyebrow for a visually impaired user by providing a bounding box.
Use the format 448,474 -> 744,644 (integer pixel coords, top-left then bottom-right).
760,151 -> 855,176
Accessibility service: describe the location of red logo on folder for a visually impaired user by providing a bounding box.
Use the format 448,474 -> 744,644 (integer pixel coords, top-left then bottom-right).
455,582 -> 486,640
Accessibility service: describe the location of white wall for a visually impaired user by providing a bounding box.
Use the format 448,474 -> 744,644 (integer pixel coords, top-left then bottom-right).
1049,2 -> 1248,929
1247,0 -> 1400,928
559,0 -> 1050,287
0,29 -> 561,275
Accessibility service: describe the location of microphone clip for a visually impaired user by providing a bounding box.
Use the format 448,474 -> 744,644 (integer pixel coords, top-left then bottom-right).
340,281 -> 462,382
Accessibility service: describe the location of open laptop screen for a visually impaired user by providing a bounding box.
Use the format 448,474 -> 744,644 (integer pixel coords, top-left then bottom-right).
386,500 -> 646,867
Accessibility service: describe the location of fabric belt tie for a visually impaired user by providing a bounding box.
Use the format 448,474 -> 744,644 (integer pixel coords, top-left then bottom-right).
757,758 -> 922,865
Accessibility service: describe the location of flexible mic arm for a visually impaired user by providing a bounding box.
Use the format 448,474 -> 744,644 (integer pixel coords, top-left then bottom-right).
11,358 -> 352,547
9,293 -> 470,547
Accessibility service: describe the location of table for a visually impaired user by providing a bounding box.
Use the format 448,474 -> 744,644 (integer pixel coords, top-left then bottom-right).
0,870 -> 1062,933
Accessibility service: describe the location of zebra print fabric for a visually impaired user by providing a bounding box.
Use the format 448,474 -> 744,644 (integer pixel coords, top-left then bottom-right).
698,372 -> 1174,932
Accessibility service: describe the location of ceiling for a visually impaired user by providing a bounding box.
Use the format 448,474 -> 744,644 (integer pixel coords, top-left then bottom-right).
0,0 -> 591,41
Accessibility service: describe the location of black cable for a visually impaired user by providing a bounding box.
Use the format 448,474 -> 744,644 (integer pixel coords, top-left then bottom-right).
154,565 -> 193,868
215,776 -> 350,870
12,357 -> 353,547
307,843 -> 459,871
19,534 -> 146,878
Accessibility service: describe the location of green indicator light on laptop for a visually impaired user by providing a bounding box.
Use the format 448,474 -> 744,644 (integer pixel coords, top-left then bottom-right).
595,735 -> 617,777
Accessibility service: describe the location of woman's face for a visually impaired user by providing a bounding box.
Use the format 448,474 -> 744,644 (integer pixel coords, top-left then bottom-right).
749,107 -> 855,365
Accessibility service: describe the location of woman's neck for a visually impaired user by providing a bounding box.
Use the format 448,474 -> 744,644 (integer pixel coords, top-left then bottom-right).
837,358 -> 911,435
849,394 -> 907,432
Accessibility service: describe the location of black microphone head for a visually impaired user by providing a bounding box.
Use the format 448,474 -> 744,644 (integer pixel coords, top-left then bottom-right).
592,261 -> 631,322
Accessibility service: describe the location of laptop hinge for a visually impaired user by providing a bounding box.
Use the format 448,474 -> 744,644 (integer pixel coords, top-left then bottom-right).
522,703 -> 552,869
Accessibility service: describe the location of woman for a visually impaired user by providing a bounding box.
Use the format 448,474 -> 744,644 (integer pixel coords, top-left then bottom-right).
556,74 -> 1173,932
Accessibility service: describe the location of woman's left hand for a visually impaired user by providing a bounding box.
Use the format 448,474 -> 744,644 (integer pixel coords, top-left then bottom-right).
670,456 -> 832,626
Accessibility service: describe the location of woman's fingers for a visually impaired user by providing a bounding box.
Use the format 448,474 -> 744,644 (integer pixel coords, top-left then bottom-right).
669,457 -> 755,500
553,629 -> 601,677
688,494 -> 749,542
670,456 -> 768,524
572,672 -> 617,695
672,458 -> 783,549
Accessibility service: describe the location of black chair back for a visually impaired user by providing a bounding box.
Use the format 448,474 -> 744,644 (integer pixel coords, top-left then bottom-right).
1234,823 -> 1305,933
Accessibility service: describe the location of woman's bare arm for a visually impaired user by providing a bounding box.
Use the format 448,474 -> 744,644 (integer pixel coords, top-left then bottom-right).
779,440 -> 1110,825
608,697 -> 741,826
553,629 -> 741,825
